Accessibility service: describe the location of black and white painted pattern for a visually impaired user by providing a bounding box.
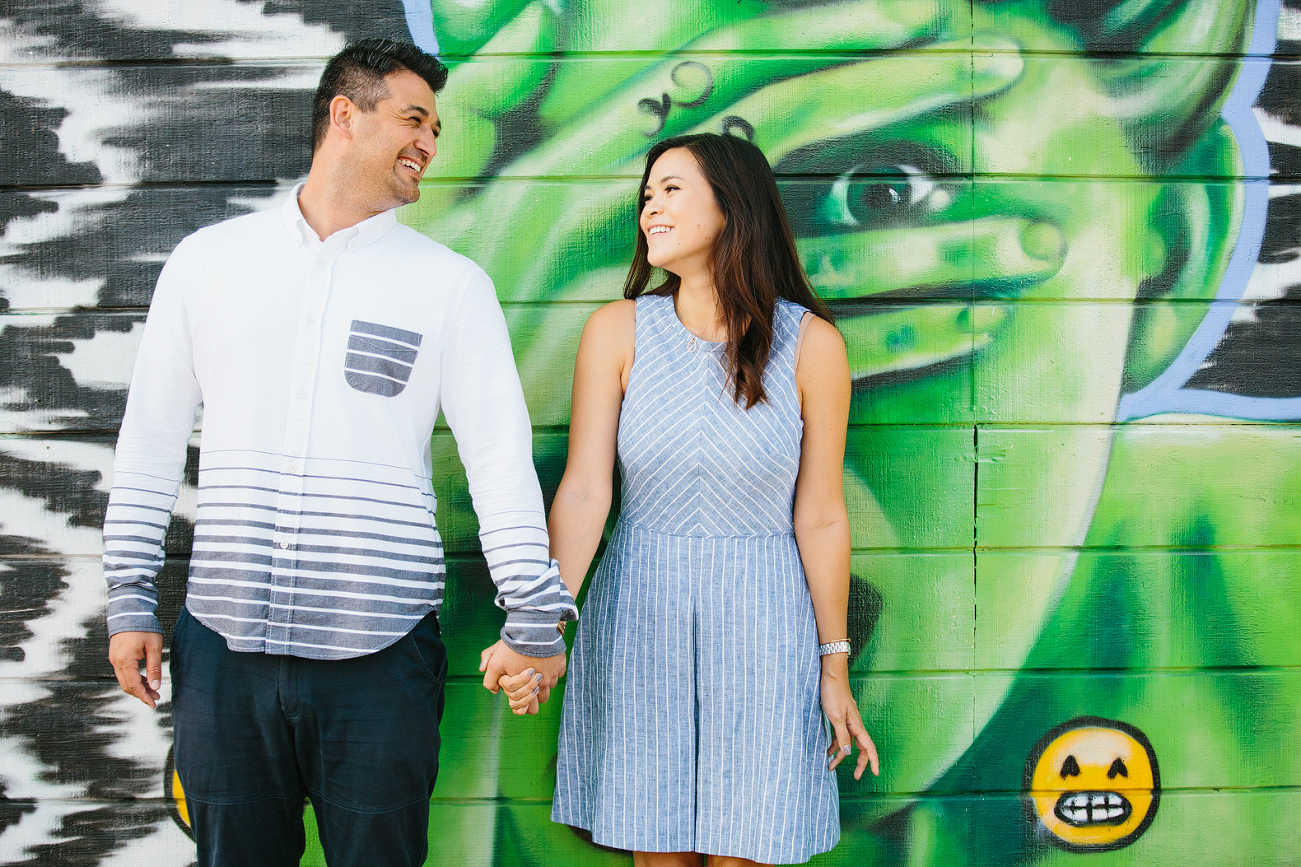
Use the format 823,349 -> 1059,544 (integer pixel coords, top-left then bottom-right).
0,2 -> 407,863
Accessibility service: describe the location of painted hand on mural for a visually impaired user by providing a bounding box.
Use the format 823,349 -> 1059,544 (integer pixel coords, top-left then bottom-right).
407,1 -> 1301,864
414,0 -> 1244,779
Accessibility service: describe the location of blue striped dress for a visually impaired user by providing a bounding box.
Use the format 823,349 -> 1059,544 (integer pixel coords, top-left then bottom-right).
552,294 -> 839,863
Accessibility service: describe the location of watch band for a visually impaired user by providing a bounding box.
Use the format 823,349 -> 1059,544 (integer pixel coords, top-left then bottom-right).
818,640 -> 851,656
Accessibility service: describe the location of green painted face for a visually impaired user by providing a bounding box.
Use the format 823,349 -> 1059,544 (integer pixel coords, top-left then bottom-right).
404,0 -> 1245,824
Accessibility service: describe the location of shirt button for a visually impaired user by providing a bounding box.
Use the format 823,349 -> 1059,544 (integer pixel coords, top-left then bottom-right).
297,391 -> 306,399
279,541 -> 290,550
305,316 -> 315,325
687,338 -> 697,353
287,463 -> 299,473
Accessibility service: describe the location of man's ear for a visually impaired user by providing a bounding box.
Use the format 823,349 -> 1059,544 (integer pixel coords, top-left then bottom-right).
1123,123 -> 1245,394
329,94 -> 356,141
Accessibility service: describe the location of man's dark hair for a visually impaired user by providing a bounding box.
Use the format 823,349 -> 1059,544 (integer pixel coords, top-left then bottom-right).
312,39 -> 448,151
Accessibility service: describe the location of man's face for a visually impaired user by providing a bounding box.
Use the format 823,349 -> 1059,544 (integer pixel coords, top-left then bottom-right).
346,69 -> 440,212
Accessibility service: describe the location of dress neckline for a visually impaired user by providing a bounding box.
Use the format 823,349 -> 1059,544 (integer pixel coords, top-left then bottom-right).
665,295 -> 725,351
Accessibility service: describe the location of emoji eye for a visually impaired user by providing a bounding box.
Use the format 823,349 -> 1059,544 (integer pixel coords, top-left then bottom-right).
1108,758 -> 1129,779
1060,755 -> 1081,778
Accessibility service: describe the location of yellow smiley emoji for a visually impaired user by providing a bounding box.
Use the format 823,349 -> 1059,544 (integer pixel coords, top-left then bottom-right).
164,747 -> 193,839
1024,716 -> 1160,851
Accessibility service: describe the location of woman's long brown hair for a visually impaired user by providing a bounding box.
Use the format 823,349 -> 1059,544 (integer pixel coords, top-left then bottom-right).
623,133 -> 831,408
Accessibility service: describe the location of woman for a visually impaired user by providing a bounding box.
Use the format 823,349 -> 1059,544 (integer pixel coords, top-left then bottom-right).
505,133 -> 878,866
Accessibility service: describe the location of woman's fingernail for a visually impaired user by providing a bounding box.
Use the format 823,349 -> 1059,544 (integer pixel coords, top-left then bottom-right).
842,744 -> 852,755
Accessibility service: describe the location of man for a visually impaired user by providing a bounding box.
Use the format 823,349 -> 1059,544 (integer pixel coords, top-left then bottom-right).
103,38 -> 575,867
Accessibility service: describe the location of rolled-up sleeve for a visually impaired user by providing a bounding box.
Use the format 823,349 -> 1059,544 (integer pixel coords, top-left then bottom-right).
439,269 -> 577,657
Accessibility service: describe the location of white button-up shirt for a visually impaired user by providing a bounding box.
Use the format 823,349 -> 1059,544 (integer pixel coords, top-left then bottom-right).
103,188 -> 576,659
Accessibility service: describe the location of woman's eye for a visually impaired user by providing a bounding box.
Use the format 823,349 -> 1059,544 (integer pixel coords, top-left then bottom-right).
822,164 -> 949,228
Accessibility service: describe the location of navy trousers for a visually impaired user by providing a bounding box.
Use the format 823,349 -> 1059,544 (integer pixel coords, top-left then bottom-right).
170,608 -> 447,867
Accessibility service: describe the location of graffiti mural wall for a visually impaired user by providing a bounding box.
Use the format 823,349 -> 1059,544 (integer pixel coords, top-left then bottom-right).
1,0 -> 1298,864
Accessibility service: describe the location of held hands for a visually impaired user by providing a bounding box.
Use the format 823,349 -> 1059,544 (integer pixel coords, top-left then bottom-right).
820,653 -> 880,780
479,638 -> 567,716
108,631 -> 163,709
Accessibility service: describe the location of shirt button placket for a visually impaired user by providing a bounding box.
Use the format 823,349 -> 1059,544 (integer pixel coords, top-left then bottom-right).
270,243 -> 335,647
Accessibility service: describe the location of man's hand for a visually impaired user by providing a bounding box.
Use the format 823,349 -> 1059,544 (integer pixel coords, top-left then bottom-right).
109,631 -> 164,709
479,639 -> 567,714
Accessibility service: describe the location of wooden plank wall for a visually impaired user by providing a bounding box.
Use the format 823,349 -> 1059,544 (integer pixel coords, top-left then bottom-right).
1,1 -> 1299,864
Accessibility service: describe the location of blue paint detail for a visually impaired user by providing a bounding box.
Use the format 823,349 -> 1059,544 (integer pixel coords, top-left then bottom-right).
402,0 -> 440,55
1119,0 -> 1300,422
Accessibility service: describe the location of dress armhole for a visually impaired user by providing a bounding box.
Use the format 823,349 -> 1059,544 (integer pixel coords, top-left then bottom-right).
794,310 -> 813,371
622,297 -> 639,393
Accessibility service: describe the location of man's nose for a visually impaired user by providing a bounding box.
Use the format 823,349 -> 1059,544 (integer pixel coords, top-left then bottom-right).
418,129 -> 437,158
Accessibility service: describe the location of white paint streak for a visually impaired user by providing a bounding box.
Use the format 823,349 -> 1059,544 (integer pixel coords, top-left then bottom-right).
97,0 -> 343,59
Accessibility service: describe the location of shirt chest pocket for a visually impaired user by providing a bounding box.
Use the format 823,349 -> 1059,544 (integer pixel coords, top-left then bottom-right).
344,320 -> 423,397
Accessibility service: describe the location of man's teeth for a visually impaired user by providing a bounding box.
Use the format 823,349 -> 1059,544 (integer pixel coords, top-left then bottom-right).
400,159 -> 420,171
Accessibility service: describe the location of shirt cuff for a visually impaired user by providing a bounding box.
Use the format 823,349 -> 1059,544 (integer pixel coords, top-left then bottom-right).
106,612 -> 164,638
499,558 -> 578,658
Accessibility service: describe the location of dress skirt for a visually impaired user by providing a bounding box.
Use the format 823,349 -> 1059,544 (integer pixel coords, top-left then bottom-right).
551,517 -> 840,864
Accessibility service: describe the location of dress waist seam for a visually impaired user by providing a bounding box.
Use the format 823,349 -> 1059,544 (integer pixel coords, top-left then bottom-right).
616,516 -> 794,539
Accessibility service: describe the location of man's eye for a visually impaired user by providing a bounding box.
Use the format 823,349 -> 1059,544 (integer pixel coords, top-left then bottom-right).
822,164 -> 949,228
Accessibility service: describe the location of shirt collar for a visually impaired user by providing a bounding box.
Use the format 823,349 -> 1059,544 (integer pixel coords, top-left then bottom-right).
280,183 -> 399,251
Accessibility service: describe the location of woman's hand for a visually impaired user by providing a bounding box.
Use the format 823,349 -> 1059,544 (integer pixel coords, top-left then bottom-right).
820,654 -> 879,779
499,668 -> 545,715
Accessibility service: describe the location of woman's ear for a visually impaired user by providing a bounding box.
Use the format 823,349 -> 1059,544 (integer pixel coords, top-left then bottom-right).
1122,123 -> 1245,394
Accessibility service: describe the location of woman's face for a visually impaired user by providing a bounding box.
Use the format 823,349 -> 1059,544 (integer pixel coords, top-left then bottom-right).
639,147 -> 726,279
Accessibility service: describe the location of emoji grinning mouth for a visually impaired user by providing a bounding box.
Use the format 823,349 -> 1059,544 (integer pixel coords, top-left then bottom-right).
1054,791 -> 1132,827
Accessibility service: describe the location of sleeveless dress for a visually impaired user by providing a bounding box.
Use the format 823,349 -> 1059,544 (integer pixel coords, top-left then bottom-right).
551,294 -> 839,863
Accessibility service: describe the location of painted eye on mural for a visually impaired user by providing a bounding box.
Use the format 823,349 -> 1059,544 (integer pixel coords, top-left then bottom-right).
820,164 -> 950,229
778,141 -> 958,237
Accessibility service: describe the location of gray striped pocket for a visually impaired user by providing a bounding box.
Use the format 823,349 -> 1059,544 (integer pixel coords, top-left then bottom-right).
344,320 -> 423,397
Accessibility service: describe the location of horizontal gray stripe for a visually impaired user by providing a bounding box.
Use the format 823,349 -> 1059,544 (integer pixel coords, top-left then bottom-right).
104,519 -> 170,532
487,558 -> 552,569
198,501 -> 436,531
194,519 -> 442,549
193,535 -> 442,564
481,540 -> 549,555
103,534 -> 169,546
103,550 -> 165,563
203,464 -> 430,494
351,319 -> 422,347
189,558 -> 442,585
480,524 -> 546,536
109,493 -> 176,512
345,352 -> 414,382
190,550 -> 275,567
347,334 -> 418,363
200,485 -> 430,512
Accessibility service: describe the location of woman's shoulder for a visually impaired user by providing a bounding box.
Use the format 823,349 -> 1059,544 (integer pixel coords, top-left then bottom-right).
582,298 -> 637,344
795,314 -> 848,378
